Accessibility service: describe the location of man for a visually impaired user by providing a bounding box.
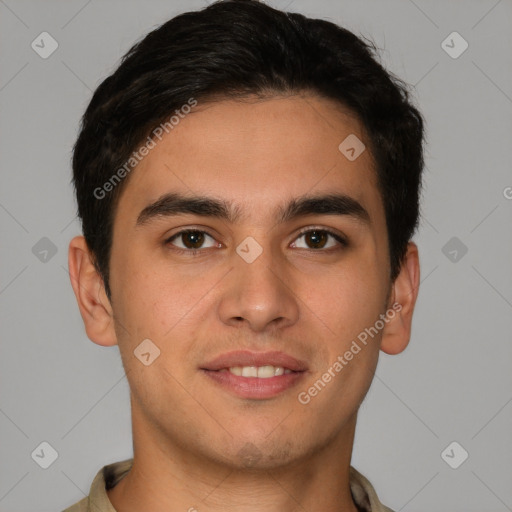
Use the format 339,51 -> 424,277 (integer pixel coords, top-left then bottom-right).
64,0 -> 423,510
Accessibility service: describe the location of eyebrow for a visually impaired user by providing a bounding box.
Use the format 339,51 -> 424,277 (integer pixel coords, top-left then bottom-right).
135,192 -> 371,228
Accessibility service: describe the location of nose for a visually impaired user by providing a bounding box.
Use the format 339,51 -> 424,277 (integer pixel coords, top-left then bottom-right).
217,244 -> 300,333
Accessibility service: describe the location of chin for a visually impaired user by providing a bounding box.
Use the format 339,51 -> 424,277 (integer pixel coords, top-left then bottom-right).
207,435 -> 308,472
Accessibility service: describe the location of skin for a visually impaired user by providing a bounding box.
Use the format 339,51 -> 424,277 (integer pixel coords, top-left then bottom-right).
68,94 -> 420,512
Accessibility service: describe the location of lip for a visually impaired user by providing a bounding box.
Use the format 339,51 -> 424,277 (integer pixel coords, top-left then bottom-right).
201,350 -> 308,372
200,350 -> 308,400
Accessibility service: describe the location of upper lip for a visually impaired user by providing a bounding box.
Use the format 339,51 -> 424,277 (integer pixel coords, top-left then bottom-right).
201,350 -> 308,372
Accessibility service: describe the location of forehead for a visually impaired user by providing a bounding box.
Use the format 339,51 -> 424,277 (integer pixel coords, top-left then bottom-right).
115,94 -> 384,228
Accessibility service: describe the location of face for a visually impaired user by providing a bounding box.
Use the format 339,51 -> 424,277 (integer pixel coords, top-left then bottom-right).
100,95 -> 396,469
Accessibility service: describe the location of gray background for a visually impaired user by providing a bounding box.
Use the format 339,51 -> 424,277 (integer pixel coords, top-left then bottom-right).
1,0 -> 511,510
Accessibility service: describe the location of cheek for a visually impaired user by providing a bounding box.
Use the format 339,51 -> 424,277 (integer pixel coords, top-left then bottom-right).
111,253 -> 219,355
296,264 -> 385,415
109,253 -> 169,355
303,257 -> 387,341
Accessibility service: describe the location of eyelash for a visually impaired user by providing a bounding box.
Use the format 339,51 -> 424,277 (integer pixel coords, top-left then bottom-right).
164,227 -> 348,256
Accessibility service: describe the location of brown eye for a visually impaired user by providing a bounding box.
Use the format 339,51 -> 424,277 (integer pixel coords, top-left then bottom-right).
292,229 -> 347,251
304,230 -> 328,249
167,230 -> 217,250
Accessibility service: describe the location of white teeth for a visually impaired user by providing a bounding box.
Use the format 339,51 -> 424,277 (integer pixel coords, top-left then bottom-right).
228,365 -> 291,378
257,365 -> 276,378
241,366 -> 258,377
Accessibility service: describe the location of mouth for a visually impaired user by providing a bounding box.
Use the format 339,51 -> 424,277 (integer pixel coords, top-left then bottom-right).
220,365 -> 295,377
200,351 -> 308,400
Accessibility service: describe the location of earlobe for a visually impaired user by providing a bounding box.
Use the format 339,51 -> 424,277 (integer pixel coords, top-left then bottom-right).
380,242 -> 420,355
68,235 -> 118,347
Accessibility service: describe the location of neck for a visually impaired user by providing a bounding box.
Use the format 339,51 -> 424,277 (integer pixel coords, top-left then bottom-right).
108,403 -> 359,512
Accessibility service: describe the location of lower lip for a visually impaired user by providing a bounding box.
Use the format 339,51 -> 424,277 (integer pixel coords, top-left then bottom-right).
201,369 -> 306,399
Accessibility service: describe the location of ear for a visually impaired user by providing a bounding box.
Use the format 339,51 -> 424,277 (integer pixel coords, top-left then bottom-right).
380,241 -> 420,355
68,235 -> 118,347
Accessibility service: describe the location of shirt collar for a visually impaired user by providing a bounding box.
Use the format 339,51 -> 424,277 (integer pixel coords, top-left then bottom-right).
77,458 -> 394,512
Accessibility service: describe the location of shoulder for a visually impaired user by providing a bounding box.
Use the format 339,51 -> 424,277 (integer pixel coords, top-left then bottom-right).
350,466 -> 396,512
61,458 -> 133,512
62,496 -> 88,512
